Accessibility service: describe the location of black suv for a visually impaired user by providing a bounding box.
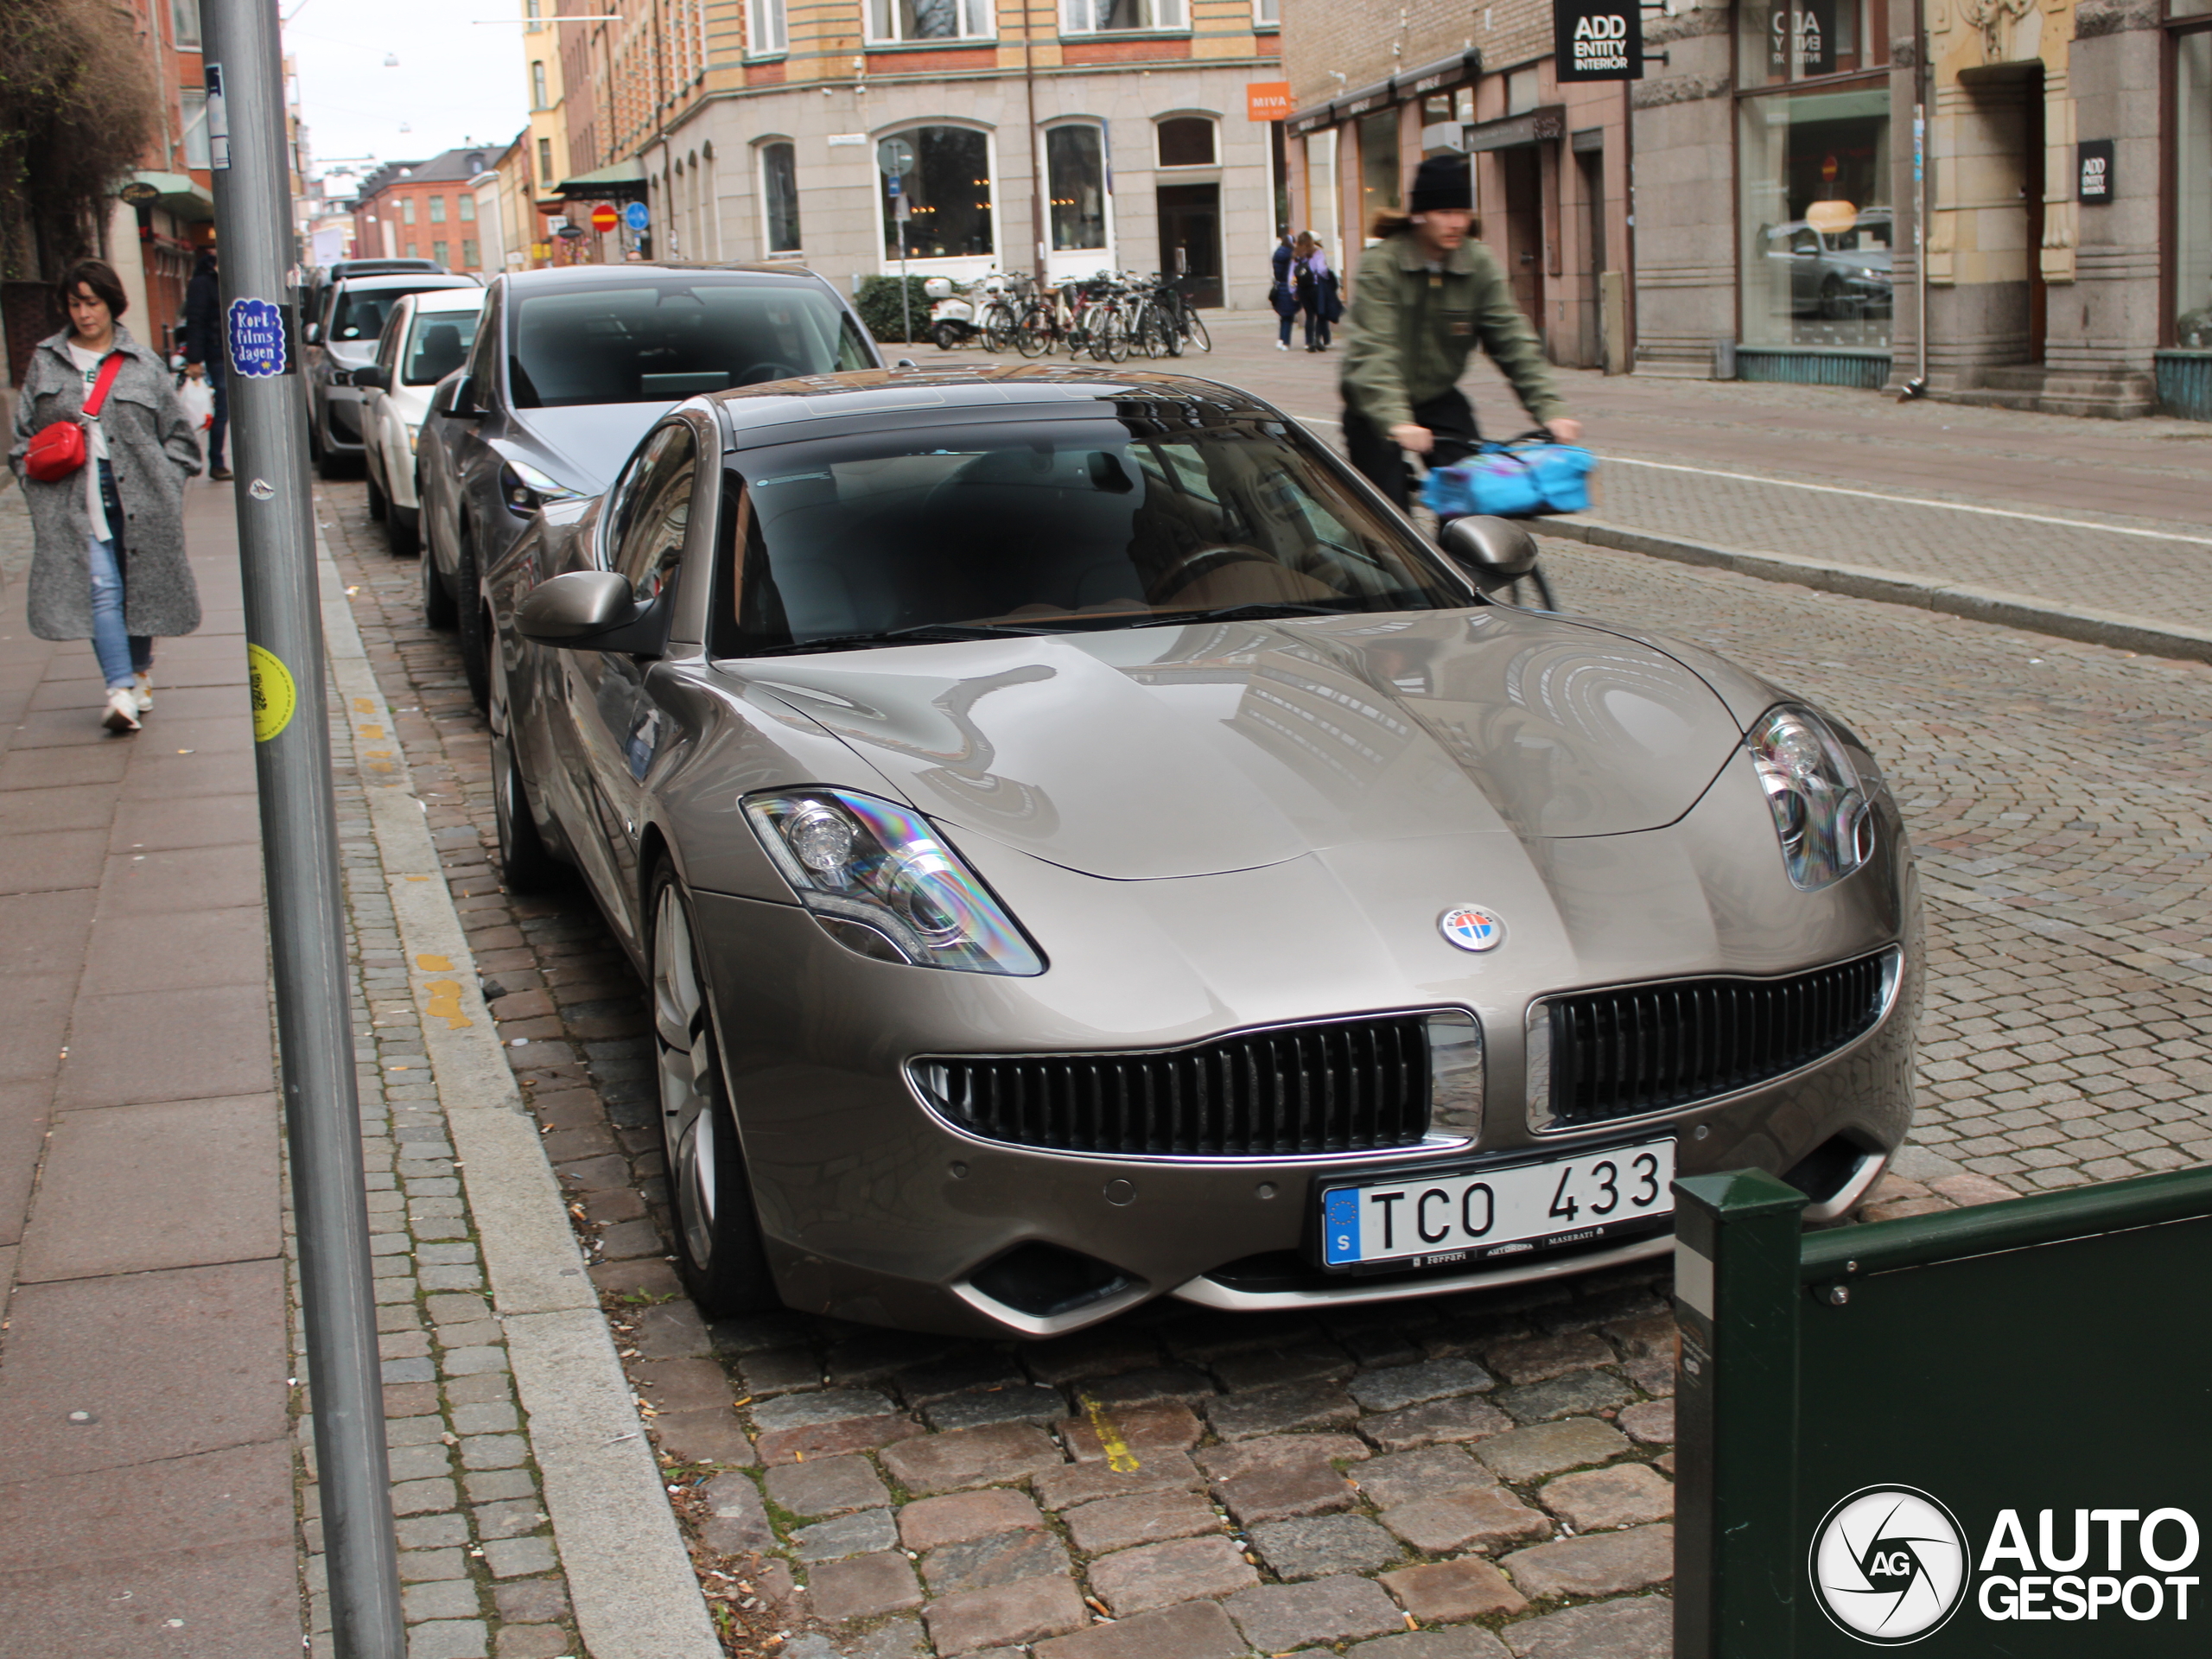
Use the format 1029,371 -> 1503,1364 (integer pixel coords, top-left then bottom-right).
305,269 -> 478,477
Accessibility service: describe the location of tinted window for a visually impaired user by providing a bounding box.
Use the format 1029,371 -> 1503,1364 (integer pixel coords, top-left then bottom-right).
328,280 -> 469,342
715,416 -> 1463,656
404,306 -> 483,385
611,425 -> 697,603
508,279 -> 873,408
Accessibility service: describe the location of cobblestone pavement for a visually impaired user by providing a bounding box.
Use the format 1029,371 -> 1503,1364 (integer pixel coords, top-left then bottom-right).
315,423 -> 2212,1658
300,572 -> 583,1659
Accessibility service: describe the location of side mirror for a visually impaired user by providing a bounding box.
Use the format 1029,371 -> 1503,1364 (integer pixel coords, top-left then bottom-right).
517,569 -> 670,655
436,375 -> 486,421
1438,515 -> 1540,594
303,322 -> 322,344
352,364 -> 388,391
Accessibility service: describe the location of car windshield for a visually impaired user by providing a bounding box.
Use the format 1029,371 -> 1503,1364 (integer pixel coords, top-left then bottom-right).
508,281 -> 874,408
714,415 -> 1466,656
329,282 -> 459,343
403,306 -> 481,385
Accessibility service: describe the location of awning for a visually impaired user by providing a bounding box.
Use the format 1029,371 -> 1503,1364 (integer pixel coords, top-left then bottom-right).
121,170 -> 214,222
550,159 -> 648,201
1464,105 -> 1567,152
1286,48 -> 1481,138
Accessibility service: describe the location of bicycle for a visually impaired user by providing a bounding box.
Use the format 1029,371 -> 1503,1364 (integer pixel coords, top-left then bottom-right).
1414,431 -> 1571,613
1157,277 -> 1210,353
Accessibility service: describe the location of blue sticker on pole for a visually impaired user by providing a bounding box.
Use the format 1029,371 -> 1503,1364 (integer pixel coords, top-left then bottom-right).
228,297 -> 287,379
625,200 -> 651,232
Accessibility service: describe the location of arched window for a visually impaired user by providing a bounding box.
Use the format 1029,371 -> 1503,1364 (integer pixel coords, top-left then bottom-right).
1046,125 -> 1107,252
1157,117 -> 1216,168
761,142 -> 800,254
880,126 -> 994,260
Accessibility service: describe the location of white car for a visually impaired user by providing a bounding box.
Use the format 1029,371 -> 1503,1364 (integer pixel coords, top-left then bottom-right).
358,286 -> 488,556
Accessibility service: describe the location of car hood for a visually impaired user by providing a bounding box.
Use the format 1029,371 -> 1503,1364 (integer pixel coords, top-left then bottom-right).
508,402 -> 677,497
737,607 -> 1746,880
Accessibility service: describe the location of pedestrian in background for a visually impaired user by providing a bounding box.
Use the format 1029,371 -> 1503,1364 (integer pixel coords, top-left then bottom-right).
1339,153 -> 1581,509
8,259 -> 203,733
181,247 -> 232,482
1294,232 -> 1336,353
1270,230 -> 1298,351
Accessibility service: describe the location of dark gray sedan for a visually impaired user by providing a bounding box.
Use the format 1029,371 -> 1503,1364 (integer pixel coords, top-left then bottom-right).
482,365 -> 1920,1340
416,263 -> 879,704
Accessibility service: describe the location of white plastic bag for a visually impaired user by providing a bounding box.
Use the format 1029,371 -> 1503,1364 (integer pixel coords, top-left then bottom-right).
177,376 -> 215,432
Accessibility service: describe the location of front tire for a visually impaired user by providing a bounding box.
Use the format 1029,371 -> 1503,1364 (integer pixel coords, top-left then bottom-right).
365,464 -> 387,522
422,524 -> 458,628
491,721 -> 564,891
1183,311 -> 1211,353
651,868 -> 778,1318
454,529 -> 492,708
931,321 -> 963,352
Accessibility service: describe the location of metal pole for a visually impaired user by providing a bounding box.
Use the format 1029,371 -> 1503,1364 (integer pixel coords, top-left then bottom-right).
899,211 -> 912,345
200,1 -> 406,1655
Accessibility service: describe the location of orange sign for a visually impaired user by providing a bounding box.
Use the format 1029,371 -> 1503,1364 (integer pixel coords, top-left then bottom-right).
589,202 -> 620,232
1247,81 -> 1292,122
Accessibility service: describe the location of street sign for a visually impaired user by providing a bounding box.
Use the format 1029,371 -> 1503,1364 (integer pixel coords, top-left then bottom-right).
878,137 -> 914,178
2078,139 -> 2114,204
1554,0 -> 1644,80
624,200 -> 650,232
589,202 -> 619,232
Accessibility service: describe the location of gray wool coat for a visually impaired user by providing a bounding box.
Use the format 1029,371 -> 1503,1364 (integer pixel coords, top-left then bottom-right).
7,325 -> 204,641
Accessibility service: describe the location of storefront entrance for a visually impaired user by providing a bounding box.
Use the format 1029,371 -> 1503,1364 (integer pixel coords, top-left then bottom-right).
1500,147 -> 1545,331
1156,184 -> 1223,308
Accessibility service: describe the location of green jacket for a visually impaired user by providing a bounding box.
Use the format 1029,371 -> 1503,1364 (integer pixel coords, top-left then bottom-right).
1339,232 -> 1565,434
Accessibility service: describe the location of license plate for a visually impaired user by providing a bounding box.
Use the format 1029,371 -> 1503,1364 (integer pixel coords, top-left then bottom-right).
1319,1139 -> 1675,1274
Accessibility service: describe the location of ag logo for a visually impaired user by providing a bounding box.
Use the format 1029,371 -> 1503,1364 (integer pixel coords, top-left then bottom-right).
1811,1486 -> 1968,1644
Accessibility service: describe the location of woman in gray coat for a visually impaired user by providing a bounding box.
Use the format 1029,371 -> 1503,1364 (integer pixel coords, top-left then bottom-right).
8,258 -> 203,732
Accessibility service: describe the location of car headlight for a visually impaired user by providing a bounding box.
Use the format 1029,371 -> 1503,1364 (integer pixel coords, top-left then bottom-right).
500,458 -> 583,516
742,788 -> 1045,976
1746,703 -> 1875,891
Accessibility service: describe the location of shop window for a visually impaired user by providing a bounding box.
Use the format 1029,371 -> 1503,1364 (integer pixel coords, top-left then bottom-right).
1738,0 -> 1889,87
1358,108 -> 1400,225
1062,0 -> 1186,32
1047,124 -> 1108,251
181,89 -> 210,168
749,0 -> 787,54
1738,85 -> 1893,349
2179,29 -> 2212,345
1158,117 -> 1216,167
762,141 -> 801,254
869,0 -> 992,41
880,126 -> 994,260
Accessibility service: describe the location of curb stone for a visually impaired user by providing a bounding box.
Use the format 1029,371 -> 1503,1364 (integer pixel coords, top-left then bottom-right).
1540,515 -> 2212,664
315,537 -> 722,1659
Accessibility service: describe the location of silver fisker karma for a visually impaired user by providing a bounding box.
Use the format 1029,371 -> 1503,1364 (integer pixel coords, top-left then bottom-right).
482,364 -> 1921,1339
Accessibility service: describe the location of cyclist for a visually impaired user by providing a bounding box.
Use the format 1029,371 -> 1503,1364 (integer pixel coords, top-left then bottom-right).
1339,153 -> 1581,510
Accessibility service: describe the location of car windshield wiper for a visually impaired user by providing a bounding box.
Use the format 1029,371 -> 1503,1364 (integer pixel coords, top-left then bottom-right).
1129,601 -> 1364,628
753,621 -> 1065,657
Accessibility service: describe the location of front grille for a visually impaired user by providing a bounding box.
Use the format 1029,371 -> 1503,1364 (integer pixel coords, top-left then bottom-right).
912,1015 -> 1433,1158
1534,950 -> 1894,1129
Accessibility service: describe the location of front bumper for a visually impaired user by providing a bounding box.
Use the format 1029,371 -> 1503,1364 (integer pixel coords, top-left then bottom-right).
690,753 -> 1919,1338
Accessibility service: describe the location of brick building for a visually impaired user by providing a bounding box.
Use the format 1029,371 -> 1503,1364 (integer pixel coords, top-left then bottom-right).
539,0 -> 1287,306
350,147 -> 504,276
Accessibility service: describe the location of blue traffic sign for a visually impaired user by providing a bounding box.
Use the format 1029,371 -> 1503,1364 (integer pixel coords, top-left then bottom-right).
624,200 -> 650,232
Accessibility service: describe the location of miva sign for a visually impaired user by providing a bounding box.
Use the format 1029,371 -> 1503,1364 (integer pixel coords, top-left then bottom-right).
1553,0 -> 1644,80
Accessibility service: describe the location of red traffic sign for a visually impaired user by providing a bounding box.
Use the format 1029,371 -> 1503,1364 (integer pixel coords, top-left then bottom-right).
589,202 -> 620,232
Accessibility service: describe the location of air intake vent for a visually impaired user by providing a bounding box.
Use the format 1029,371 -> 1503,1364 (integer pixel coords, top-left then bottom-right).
1530,950 -> 1896,1130
912,1015 -> 1433,1159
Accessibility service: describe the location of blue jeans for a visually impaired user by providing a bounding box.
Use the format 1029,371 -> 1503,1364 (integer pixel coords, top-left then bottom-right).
88,532 -> 152,694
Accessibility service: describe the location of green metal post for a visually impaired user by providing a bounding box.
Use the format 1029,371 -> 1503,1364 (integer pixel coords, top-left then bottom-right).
1674,1170 -> 1809,1659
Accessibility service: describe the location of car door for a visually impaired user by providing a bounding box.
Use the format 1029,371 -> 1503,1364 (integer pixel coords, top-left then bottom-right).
555,420 -> 698,950
364,296 -> 410,491
424,282 -> 503,588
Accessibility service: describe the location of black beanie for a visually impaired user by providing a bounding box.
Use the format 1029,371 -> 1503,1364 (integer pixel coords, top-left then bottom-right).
1408,152 -> 1473,213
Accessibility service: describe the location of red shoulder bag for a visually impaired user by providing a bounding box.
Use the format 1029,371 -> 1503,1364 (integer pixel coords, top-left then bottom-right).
24,352 -> 124,484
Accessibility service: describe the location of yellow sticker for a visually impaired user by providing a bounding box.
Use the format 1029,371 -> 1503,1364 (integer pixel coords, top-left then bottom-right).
247,643 -> 296,743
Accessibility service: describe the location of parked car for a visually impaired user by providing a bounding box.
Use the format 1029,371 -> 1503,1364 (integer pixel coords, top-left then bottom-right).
416,263 -> 879,705
305,269 -> 479,478
354,286 -> 488,555
478,362 -> 1922,1340
1762,213 -> 1894,319
303,257 -> 446,343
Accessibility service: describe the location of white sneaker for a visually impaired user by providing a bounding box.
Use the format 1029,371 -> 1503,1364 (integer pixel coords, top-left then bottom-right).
103,687 -> 142,734
1274,340 -> 1288,350
134,671 -> 154,712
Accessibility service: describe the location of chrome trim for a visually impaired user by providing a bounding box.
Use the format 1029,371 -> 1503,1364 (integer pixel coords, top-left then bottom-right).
1172,1231 -> 1674,1311
949,1274 -> 1154,1338
1801,1148 -> 1890,1224
1524,945 -> 1906,1136
904,1006 -> 1484,1167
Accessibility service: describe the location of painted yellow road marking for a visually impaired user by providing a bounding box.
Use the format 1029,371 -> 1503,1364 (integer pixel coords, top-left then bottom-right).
423,980 -> 472,1029
1077,1393 -> 1141,1473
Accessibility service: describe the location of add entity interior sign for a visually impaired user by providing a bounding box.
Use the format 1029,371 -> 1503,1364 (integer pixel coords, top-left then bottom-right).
1554,0 -> 1644,81
2078,139 -> 2115,204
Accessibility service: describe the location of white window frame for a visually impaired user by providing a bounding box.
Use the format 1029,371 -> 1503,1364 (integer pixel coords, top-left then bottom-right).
172,0 -> 202,48
181,88 -> 211,169
1042,120 -> 1115,274
531,60 -> 549,109
1251,0 -> 1277,23
747,0 -> 787,56
874,124 -> 1002,279
759,138 -> 802,256
1060,0 -> 1187,35
866,0 -> 995,46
